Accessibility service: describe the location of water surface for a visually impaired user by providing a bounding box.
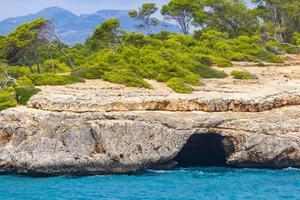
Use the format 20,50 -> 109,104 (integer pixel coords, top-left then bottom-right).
0,167 -> 300,200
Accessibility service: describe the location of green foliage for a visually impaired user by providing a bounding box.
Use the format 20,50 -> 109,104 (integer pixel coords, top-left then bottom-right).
231,70 -> 253,80
161,0 -> 198,34
286,46 -> 300,54
71,66 -> 104,79
5,18 -> 49,68
0,87 -> 17,111
87,19 -> 121,51
194,0 -> 258,38
28,73 -> 84,86
253,0 -> 300,43
129,3 -> 159,35
292,32 -> 300,45
1,5 -> 297,97
103,70 -> 151,88
15,86 -> 40,105
41,59 -> 71,73
15,76 -> 33,86
167,78 -> 192,94
5,66 -> 31,78
0,36 -> 6,61
211,57 -> 233,68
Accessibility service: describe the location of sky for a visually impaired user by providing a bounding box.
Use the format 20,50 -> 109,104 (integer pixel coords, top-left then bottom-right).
0,0 -> 253,21
0,0 -> 169,20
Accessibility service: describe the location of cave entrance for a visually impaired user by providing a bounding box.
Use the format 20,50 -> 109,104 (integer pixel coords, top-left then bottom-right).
174,133 -> 228,167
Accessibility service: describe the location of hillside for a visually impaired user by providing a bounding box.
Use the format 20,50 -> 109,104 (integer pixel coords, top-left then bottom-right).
0,7 -> 180,45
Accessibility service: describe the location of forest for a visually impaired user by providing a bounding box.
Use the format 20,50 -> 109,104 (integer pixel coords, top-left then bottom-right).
0,0 -> 300,110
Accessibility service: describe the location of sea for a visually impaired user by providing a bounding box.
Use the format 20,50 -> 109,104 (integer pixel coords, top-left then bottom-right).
0,167 -> 300,200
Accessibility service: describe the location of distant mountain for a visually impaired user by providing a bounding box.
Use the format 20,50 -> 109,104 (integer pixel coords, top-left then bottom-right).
0,7 -> 180,46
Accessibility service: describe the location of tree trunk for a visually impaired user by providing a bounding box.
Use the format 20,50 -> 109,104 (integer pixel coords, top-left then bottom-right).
50,43 -> 74,69
32,51 -> 41,73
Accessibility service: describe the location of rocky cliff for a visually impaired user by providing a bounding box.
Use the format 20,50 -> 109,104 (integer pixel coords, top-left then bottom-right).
0,57 -> 299,175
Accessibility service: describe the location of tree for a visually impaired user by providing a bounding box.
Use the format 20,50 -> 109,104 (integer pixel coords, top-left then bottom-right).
161,0 -> 199,34
5,18 -> 74,73
129,3 -> 159,35
0,36 -> 6,62
252,0 -> 300,43
87,18 -> 124,51
194,0 -> 259,38
5,18 -> 49,73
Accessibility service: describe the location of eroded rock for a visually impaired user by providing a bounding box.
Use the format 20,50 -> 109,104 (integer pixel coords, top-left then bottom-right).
0,60 -> 299,175
0,105 -> 299,175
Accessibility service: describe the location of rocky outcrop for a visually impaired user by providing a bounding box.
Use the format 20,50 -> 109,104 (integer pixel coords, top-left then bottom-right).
27,79 -> 300,113
0,60 -> 299,175
0,105 -> 299,175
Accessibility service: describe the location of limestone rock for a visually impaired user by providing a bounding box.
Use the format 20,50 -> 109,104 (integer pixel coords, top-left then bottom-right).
0,60 -> 299,175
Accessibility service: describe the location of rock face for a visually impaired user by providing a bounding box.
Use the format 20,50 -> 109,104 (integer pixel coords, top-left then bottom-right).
0,58 -> 299,175
0,106 -> 300,175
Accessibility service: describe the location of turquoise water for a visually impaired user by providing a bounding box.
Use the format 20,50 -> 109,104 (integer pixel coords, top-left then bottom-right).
0,167 -> 300,200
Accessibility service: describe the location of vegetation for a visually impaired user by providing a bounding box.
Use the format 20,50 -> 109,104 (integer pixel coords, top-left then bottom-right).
161,0 -> 197,34
167,77 -> 192,93
15,86 -> 40,105
231,70 -> 253,80
0,87 -> 17,111
129,3 -> 159,35
1,0 -> 300,111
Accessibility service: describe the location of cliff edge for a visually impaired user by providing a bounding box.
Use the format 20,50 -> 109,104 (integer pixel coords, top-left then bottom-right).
0,56 -> 299,175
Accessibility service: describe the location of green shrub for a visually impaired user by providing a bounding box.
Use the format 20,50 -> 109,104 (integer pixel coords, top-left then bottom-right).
212,57 -> 233,68
231,70 -> 253,80
256,50 -> 284,63
183,74 -> 203,86
257,62 -> 266,67
193,54 -> 213,66
15,76 -> 33,86
28,73 -> 84,86
194,65 -> 227,79
292,32 -> 300,45
286,46 -> 300,54
42,59 -> 71,73
15,86 -> 40,105
6,66 -> 31,78
71,66 -> 104,79
0,87 -> 17,111
103,70 -> 151,88
167,78 -> 192,94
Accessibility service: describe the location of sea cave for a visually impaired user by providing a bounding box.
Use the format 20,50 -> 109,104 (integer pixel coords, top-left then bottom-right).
174,133 -> 229,167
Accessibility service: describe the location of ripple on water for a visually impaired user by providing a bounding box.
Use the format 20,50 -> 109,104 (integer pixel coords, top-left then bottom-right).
0,167 -> 300,200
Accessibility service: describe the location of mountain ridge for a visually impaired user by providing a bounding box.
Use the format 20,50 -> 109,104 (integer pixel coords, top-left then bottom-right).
0,7 -> 180,45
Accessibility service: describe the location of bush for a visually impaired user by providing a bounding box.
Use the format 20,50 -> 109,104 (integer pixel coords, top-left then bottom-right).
193,65 -> 227,79
6,66 -> 31,78
71,66 -> 104,79
256,50 -> 284,63
231,70 -> 253,80
0,87 -> 17,111
103,70 -> 151,88
286,46 -> 300,54
28,73 -> 84,86
292,32 -> 300,45
15,76 -> 33,86
257,62 -> 266,67
42,59 -> 71,73
183,74 -> 203,86
15,86 -> 40,105
167,78 -> 192,94
212,57 -> 233,68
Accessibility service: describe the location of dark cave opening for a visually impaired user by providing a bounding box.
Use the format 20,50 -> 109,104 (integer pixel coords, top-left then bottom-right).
174,133 -> 228,167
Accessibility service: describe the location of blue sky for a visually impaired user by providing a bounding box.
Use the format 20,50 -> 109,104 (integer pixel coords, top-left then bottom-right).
0,0 -> 169,20
0,0 -> 253,20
